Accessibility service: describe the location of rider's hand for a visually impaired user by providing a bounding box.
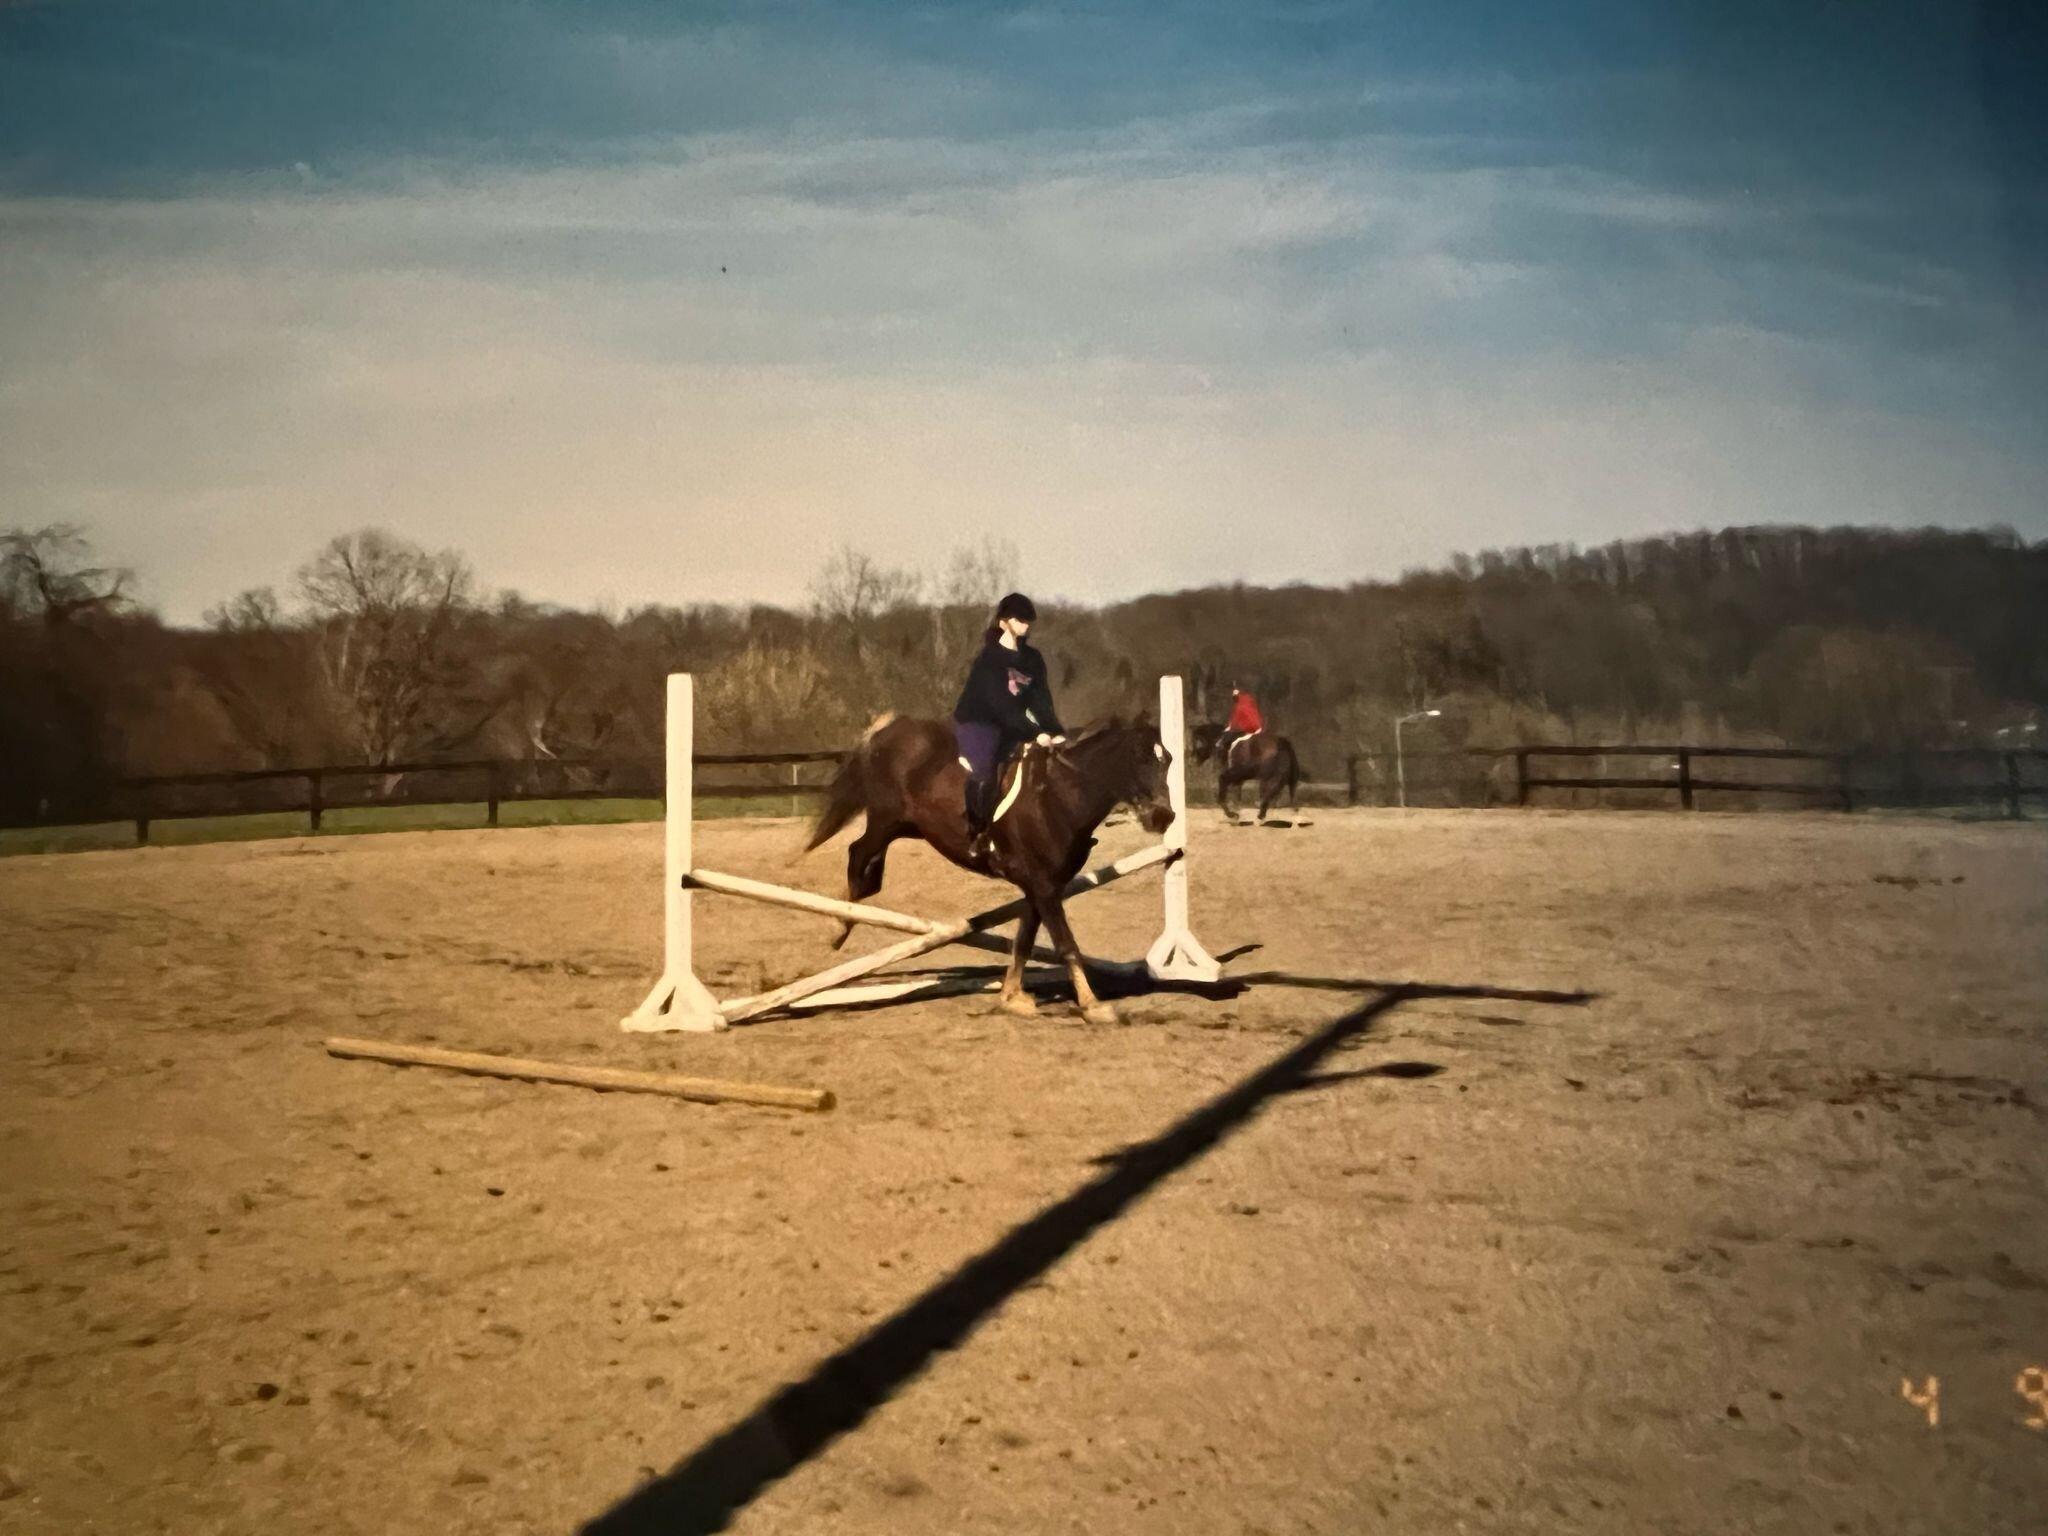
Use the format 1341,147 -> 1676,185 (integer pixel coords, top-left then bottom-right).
1035,733 -> 1055,748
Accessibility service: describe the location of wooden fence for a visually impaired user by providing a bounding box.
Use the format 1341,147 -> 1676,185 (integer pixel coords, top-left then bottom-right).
6,742 -> 2043,846
73,750 -> 845,845
1341,745 -> 2048,818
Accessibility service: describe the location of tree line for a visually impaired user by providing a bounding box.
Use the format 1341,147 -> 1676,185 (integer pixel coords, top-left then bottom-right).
2,520 -> 2042,826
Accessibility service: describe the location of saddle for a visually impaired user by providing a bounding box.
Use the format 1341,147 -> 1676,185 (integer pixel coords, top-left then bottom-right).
955,741 -> 1040,831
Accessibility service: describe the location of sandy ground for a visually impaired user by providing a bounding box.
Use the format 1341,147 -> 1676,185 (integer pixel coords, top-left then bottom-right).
2,807 -> 2045,1535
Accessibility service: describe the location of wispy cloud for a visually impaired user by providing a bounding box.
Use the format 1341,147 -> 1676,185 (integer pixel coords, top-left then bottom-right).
0,1 -> 2042,620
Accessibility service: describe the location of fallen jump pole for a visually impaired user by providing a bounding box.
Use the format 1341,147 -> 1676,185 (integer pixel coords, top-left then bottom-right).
621,673 -> 1220,1032
684,865 -> 1134,973
324,1036 -> 835,1112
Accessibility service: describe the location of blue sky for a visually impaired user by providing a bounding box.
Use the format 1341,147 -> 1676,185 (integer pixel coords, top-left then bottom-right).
3,0 -> 2043,621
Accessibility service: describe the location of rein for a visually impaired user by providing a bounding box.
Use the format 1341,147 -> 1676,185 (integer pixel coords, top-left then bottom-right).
1034,727 -> 1150,805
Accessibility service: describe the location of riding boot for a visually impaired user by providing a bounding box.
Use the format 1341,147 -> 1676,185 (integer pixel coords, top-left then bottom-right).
964,778 -> 996,860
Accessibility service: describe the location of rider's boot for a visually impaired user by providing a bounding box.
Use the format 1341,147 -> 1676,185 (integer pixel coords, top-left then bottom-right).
965,778 -> 996,861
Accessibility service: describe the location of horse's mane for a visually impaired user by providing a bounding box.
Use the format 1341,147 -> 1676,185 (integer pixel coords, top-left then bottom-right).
1061,713 -> 1155,751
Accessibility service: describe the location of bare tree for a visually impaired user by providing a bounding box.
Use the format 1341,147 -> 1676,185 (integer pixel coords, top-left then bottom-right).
696,641 -> 834,749
936,536 -> 1019,609
483,609 -> 639,762
808,546 -> 922,663
0,524 -> 131,625
0,526 -> 140,820
203,586 -> 284,632
186,586 -> 315,766
296,529 -> 478,764
896,537 -> 1022,704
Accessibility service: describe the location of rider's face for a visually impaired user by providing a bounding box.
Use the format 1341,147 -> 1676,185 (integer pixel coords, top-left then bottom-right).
1005,617 -> 1031,639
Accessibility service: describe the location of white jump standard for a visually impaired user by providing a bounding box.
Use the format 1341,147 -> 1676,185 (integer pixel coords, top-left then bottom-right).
621,673 -> 1221,1033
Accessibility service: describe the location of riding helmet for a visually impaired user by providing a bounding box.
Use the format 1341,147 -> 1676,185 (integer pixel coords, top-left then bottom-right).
995,592 -> 1038,624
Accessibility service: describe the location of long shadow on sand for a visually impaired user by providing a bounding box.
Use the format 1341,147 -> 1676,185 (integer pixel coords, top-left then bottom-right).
580,978 -> 1594,1535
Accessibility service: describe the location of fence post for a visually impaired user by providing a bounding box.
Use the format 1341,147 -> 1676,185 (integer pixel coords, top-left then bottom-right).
2007,752 -> 2022,821
1515,749 -> 1530,808
788,761 -> 800,819
1346,755 -> 1359,807
486,761 -> 501,828
134,786 -> 150,845
307,771 -> 323,834
1678,748 -> 1694,811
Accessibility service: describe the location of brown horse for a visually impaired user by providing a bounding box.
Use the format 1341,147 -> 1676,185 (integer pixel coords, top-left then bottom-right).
1189,722 -> 1304,822
804,715 -> 1174,1024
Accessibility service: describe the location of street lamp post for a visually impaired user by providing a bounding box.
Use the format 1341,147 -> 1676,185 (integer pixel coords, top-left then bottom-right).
1394,708 -> 1442,808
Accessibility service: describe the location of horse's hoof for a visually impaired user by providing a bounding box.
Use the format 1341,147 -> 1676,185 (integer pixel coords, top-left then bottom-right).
1081,1003 -> 1121,1026
1000,993 -> 1041,1018
828,922 -> 853,952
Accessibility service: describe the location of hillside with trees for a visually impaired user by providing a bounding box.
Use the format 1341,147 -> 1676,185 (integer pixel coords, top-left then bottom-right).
2,522 -> 2042,826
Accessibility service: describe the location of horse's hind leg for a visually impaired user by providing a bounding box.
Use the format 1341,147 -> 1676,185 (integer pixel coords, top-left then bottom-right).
833,818 -> 905,950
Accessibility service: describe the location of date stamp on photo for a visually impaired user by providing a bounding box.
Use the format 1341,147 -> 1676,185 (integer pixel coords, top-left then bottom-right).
1899,1367 -> 2047,1428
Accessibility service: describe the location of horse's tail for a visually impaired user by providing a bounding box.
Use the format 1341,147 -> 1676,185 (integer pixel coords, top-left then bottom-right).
804,712 -> 892,851
1286,739 -> 1307,788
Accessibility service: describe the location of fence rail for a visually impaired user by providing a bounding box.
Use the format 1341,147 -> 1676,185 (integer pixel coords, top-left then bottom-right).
1338,744 -> 2046,818
2,750 -> 847,845
5,742 -> 2043,846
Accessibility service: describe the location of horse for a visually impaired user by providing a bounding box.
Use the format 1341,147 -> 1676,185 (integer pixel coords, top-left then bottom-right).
803,715 -> 1175,1024
1189,722 -> 1304,823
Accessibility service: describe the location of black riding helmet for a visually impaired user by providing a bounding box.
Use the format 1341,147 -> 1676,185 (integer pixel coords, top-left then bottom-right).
995,592 -> 1038,624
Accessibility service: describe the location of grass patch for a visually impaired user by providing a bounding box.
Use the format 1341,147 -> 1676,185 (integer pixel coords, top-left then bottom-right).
1862,801 -> 2040,824
0,796 -> 806,858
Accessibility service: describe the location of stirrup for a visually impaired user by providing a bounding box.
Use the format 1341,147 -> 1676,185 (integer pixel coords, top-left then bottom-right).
966,809 -> 994,858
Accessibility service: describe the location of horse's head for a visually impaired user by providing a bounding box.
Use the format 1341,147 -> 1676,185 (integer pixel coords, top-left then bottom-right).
1188,721 -> 1224,765
1066,715 -> 1175,835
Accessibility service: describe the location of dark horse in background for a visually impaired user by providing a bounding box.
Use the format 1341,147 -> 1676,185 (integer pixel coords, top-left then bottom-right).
804,714 -> 1174,1024
1189,722 -> 1304,823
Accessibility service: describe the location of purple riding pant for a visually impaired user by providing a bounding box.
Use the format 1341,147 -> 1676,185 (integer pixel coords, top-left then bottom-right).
952,720 -> 1003,782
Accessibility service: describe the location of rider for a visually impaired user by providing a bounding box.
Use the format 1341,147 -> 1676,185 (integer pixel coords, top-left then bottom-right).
1219,683 -> 1264,767
953,592 -> 1065,856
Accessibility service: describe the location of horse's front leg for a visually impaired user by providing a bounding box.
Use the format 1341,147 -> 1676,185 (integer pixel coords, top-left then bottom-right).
999,905 -> 1042,1017
1035,892 -> 1117,1025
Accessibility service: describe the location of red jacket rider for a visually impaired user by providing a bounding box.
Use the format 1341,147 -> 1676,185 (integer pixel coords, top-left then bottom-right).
1226,688 -> 1263,735
1222,687 -> 1264,765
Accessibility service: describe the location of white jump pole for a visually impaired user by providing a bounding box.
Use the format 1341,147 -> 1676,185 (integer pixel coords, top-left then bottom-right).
1146,674 -> 1221,983
621,674 -> 725,1033
620,672 -> 1218,1033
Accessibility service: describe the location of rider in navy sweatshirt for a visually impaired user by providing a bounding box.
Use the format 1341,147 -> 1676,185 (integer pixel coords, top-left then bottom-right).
952,592 -> 1064,849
